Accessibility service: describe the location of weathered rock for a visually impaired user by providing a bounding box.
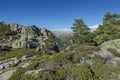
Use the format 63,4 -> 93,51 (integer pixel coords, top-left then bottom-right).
21,25 -> 39,39
100,39 -> 120,52
25,68 -> 44,75
21,62 -> 31,68
21,55 -> 27,60
9,23 -> 22,33
14,59 -> 21,66
79,56 -> 93,65
0,64 -> 4,70
93,51 -> 113,59
0,69 -> 16,80
21,55 -> 34,60
0,61 -> 3,65
4,61 -> 14,69
8,24 -> 59,52
0,22 -> 59,52
106,57 -> 120,67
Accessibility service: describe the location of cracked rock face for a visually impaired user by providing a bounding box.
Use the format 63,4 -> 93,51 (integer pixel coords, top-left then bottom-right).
0,23 -> 59,53
9,23 -> 22,33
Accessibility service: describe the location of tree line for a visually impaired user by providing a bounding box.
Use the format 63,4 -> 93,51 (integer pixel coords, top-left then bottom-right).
70,12 -> 120,46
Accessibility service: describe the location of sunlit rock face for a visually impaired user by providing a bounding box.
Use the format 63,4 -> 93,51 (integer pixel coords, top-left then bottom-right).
0,22 -> 59,52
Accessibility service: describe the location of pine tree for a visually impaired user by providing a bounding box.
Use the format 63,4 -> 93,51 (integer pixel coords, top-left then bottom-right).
71,19 -> 90,44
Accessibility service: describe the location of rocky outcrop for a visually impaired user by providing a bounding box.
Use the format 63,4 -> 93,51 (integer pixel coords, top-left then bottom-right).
9,23 -> 22,34
0,69 -> 16,80
0,22 -> 59,52
0,59 -> 21,70
93,51 -> 113,59
100,39 -> 120,51
106,57 -> 120,67
25,68 -> 44,76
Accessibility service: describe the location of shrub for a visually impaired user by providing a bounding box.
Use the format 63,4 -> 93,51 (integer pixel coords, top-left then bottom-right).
26,61 -> 39,70
8,67 -> 26,80
0,22 -> 13,39
70,45 -> 100,54
0,48 -> 39,60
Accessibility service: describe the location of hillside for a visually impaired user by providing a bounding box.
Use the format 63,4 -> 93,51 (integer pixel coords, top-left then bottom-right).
1,43 -> 120,80
1,12 -> 120,80
0,24 -> 120,80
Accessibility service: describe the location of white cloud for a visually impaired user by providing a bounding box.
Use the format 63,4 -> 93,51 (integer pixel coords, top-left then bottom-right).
50,28 -> 72,37
50,28 -> 72,32
89,24 -> 100,31
50,24 -> 100,32
89,24 -> 99,29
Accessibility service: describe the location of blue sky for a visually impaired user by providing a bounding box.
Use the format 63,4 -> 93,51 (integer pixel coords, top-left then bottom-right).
0,0 -> 120,29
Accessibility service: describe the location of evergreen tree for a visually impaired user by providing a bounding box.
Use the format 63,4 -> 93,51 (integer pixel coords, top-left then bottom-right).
94,12 -> 120,45
103,12 -> 120,25
71,19 -> 90,44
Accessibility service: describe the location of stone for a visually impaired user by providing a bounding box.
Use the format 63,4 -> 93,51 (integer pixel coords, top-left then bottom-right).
21,62 -> 31,68
93,51 -> 113,59
0,61 -> 14,69
100,39 -> 120,51
79,56 -> 93,65
0,69 -> 16,80
106,57 -> 120,67
25,68 -> 44,75
14,59 -> 21,66
21,25 -> 39,39
0,64 -> 4,70
21,55 -> 27,60
9,23 -> 22,32
4,63 -> 11,69
21,54 -> 34,60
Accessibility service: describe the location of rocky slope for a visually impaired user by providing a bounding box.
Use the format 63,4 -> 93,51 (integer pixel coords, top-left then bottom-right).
0,45 -> 120,80
0,22 -> 59,53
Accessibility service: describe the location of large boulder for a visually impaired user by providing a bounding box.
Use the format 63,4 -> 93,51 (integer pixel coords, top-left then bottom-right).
0,63 -> 4,70
100,39 -> 120,52
93,51 -> 113,59
106,57 -> 120,67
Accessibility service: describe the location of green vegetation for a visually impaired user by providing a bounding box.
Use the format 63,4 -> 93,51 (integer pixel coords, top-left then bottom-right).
68,13 -> 120,46
26,61 -> 40,70
44,32 -> 56,48
93,12 -> 120,45
8,45 -> 120,80
43,32 -> 58,53
1,12 -> 120,80
8,67 -> 26,80
0,22 -> 12,39
0,22 -> 21,40
70,19 -> 94,45
12,35 -> 21,40
0,48 -> 39,60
